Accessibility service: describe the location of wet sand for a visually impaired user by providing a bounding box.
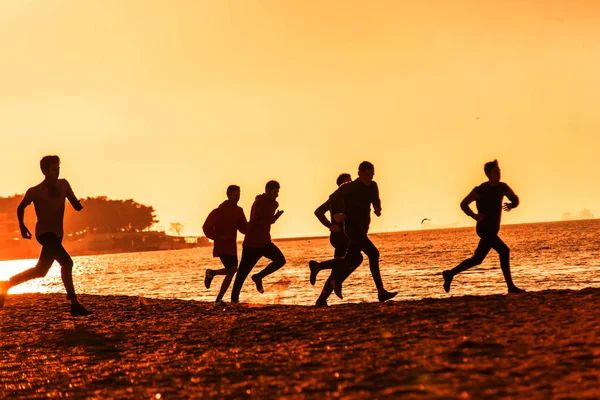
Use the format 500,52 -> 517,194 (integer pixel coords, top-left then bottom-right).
1,288 -> 599,399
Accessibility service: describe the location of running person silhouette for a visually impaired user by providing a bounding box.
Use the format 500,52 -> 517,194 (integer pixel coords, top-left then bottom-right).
0,155 -> 92,316
203,185 -> 248,303
309,162 -> 397,306
443,160 -> 525,294
309,173 -> 352,285
230,180 -> 285,303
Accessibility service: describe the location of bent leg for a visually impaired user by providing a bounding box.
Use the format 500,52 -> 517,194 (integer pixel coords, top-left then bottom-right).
318,256 -> 346,271
230,247 -> 262,302
315,257 -> 347,303
444,236 -> 493,293
331,240 -> 364,285
331,233 -> 349,259
450,239 -> 491,276
316,246 -> 361,304
51,238 -> 77,300
9,245 -> 54,289
254,243 -> 286,279
327,252 -> 362,286
212,255 -> 237,276
216,255 -> 238,301
489,236 -> 517,289
360,237 -> 384,292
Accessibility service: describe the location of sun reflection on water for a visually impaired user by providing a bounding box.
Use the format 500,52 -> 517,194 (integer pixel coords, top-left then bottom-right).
0,258 -> 62,295
0,220 -> 598,304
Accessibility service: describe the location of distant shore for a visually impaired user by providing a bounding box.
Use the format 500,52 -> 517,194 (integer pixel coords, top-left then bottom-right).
276,218 -> 600,239
1,288 -> 598,398
0,232 -> 210,262
1,219 -> 598,263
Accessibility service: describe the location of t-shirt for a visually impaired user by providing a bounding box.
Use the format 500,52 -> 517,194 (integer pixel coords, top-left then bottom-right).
314,198 -> 344,239
21,179 -> 80,237
243,193 -> 279,248
202,200 -> 248,257
473,182 -> 514,233
330,179 -> 381,235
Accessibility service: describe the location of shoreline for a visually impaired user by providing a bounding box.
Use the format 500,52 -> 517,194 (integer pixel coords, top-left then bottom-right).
1,218 -> 598,263
0,243 -> 209,262
1,288 -> 598,398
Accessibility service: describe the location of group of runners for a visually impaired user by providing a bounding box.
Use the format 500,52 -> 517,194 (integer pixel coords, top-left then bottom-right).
202,159 -> 524,306
0,156 -> 524,315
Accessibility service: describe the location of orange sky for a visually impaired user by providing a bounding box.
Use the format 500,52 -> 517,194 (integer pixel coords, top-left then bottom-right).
1,0 -> 599,237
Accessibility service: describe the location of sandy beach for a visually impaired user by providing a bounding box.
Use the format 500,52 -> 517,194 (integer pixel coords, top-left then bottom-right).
1,288 -> 599,399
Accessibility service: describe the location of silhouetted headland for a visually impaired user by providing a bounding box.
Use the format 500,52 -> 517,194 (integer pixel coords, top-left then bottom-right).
0,194 -> 209,261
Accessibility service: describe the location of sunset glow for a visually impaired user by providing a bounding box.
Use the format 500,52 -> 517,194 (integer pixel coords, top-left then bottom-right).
1,0 -> 599,237
0,258 -> 58,294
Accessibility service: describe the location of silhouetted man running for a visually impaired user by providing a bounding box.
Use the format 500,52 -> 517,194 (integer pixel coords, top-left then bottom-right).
443,160 -> 525,294
0,155 -> 92,316
230,180 -> 285,303
309,173 -> 352,285
203,185 -> 248,303
309,161 -> 397,306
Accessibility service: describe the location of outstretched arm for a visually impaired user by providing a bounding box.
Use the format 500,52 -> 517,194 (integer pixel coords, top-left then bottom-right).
238,210 -> 249,235
503,185 -> 520,211
460,189 -> 482,221
17,190 -> 33,239
65,181 -> 83,211
371,181 -> 382,217
314,200 -> 332,229
246,202 -> 258,232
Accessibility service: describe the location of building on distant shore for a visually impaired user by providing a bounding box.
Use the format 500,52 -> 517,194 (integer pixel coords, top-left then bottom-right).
0,209 -> 209,261
0,228 -> 210,261
561,209 -> 595,221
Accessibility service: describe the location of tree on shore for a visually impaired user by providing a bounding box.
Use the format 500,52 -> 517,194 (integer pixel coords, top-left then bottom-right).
169,222 -> 184,237
0,195 -> 159,235
65,197 -> 159,233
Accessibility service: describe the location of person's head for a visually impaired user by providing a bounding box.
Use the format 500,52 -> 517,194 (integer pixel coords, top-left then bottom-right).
336,173 -> 352,187
357,161 -> 375,185
226,185 -> 241,204
265,180 -> 280,199
40,155 -> 60,183
484,159 -> 501,183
